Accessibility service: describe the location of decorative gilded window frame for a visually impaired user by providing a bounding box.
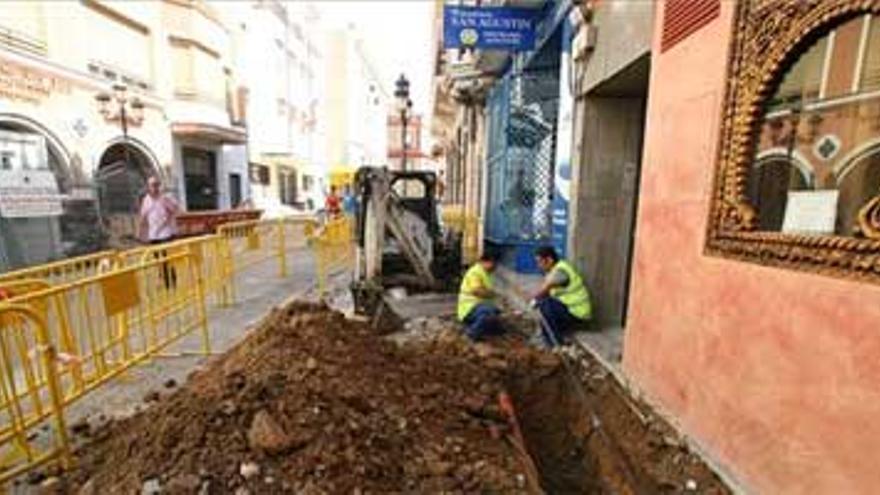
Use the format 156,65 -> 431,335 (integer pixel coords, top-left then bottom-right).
706,0 -> 880,282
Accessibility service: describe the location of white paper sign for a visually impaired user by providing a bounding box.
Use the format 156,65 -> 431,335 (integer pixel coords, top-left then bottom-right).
782,190 -> 839,235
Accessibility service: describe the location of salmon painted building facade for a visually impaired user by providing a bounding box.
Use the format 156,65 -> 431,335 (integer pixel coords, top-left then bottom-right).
624,1 -> 880,493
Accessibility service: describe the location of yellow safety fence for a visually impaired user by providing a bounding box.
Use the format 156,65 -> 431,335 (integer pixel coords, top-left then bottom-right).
442,206 -> 481,265
121,235 -> 233,308
307,216 -> 355,296
0,251 -> 119,287
0,252 -> 207,482
0,216 -> 330,485
218,218 -> 313,302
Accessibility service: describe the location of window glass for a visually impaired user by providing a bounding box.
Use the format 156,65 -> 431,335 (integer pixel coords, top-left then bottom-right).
861,17 -> 880,91
768,37 -> 827,111
750,15 -> 880,237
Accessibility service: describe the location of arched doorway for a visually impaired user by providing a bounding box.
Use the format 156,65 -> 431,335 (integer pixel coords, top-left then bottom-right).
748,157 -> 812,231
0,115 -> 72,269
95,141 -> 158,244
95,142 -> 157,215
0,115 -> 71,192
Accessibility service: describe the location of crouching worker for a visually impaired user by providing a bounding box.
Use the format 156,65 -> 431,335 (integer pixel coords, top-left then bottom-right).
457,251 -> 503,341
532,246 -> 592,347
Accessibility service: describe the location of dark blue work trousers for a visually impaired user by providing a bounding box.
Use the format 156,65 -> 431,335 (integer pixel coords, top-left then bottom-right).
462,303 -> 503,341
535,296 -> 582,347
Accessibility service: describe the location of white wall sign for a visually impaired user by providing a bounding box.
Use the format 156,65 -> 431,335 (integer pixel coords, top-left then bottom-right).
782,190 -> 839,235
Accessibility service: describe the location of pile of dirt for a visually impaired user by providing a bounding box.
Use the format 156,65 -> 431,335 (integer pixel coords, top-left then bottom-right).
48,301 -> 732,494
55,302 -> 550,494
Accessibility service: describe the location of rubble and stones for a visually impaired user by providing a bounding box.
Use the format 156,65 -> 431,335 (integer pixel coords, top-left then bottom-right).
50,301 -> 731,494
54,302 -> 534,493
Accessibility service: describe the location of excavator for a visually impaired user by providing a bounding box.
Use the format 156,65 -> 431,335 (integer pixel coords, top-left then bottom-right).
350,166 -> 463,316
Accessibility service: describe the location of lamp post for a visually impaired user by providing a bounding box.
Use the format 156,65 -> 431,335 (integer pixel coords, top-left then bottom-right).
394,74 -> 412,172
95,84 -> 145,212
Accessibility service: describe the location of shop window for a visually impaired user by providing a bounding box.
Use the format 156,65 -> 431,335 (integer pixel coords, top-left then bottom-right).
709,2 -> 880,283
860,16 -> 880,92
767,37 -> 827,111
747,159 -> 811,231
749,14 -> 880,237
303,175 -> 314,192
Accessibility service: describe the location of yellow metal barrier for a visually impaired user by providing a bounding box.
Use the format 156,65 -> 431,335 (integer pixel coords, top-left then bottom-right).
0,252 -> 208,482
442,206 -> 481,264
217,218 -> 313,300
120,235 -> 233,308
0,304 -> 72,483
0,250 -> 119,287
309,217 -> 354,296
0,216 -> 325,483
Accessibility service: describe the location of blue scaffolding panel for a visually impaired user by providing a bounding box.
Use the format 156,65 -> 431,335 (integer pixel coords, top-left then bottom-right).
485,64 -> 560,270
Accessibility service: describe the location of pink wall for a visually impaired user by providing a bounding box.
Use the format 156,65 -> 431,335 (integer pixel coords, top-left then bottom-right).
624,2 -> 880,493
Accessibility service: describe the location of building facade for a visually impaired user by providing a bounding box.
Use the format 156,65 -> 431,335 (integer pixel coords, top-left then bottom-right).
222,0 -> 327,216
325,26 -> 389,178
625,1 -> 880,492
387,113 -> 428,172
0,0 -> 248,269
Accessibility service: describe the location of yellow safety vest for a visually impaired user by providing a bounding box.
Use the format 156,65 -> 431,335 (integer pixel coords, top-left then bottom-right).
550,260 -> 592,320
457,263 -> 493,321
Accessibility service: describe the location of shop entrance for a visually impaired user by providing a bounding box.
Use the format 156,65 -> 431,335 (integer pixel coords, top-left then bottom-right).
571,54 -> 651,332
183,147 -> 218,211
95,142 -> 157,246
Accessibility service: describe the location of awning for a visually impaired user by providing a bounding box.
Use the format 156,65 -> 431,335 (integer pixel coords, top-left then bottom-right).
171,123 -> 247,144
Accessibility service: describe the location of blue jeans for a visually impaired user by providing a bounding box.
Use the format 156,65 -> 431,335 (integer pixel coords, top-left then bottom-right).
535,297 -> 582,347
462,303 -> 503,341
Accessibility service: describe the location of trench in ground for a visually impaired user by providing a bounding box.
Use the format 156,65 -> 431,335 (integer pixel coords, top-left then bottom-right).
505,354 -> 729,495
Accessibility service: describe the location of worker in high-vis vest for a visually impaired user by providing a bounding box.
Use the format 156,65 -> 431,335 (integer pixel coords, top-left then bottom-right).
457,251 -> 503,341
532,246 -> 592,347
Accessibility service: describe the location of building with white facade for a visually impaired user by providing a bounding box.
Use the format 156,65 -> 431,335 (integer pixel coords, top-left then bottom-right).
325,26 -> 389,180
221,0 -> 327,215
0,0 -> 248,269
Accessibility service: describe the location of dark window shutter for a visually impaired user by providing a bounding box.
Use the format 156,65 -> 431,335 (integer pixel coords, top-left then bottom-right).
661,0 -> 721,52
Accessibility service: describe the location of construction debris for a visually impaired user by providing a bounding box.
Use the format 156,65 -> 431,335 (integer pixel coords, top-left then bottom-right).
54,302 -> 535,493
49,301 -> 731,494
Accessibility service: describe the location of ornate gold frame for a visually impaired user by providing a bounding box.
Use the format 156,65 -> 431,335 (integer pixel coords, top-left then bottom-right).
706,0 -> 880,282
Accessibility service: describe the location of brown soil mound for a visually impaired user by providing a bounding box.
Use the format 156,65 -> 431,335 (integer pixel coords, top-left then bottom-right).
57,302 -> 544,494
52,302 -> 732,494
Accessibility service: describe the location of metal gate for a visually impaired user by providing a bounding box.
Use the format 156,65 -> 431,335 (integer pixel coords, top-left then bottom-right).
485,67 -> 560,244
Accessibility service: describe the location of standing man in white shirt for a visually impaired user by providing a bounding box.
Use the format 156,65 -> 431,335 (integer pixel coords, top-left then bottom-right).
139,176 -> 179,245
139,176 -> 180,289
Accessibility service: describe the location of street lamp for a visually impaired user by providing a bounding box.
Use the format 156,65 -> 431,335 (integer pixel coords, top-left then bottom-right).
96,84 -> 145,141
95,84 -> 146,212
394,74 -> 413,171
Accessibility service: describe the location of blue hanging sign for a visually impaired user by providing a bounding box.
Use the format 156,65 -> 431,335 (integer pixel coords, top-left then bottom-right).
443,6 -> 539,51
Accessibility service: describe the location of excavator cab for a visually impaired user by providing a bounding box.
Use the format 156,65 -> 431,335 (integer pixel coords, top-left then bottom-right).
351,167 -> 462,315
